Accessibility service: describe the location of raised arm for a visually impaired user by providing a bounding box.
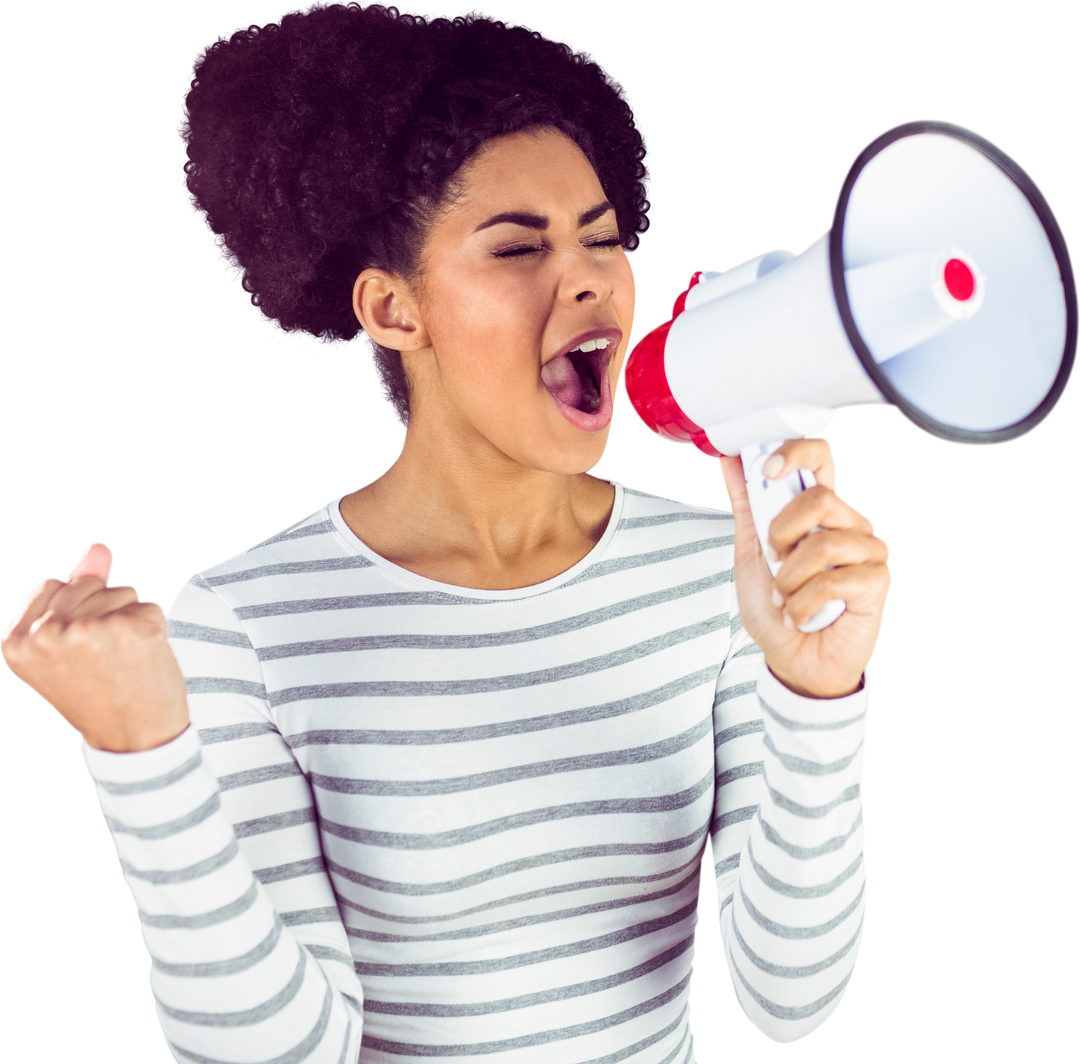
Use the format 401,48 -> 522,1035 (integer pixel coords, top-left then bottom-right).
3,548 -> 363,1062
711,438 -> 886,1040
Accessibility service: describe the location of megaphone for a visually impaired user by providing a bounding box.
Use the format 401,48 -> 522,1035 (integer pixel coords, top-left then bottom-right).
626,121 -> 1075,631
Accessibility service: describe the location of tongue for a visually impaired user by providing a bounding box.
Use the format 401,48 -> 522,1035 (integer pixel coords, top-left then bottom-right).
541,355 -> 584,409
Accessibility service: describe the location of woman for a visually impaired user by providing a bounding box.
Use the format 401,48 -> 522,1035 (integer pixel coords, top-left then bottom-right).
3,5 -> 888,1062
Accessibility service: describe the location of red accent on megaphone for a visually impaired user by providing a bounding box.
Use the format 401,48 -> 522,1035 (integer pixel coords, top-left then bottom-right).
690,428 -> 724,457
625,320 -> 686,440
671,271 -> 704,317
625,283 -> 724,458
943,257 -> 975,301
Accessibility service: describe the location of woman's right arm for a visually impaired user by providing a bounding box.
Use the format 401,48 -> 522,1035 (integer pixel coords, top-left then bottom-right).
3,548 -> 363,1063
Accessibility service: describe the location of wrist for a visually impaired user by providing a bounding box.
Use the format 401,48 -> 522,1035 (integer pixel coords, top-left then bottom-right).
766,664 -> 864,700
83,710 -> 190,753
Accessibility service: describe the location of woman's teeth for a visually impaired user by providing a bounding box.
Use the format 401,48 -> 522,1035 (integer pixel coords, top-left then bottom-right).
571,338 -> 611,353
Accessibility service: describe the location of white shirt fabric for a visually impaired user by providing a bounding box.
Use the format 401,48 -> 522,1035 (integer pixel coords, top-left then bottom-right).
84,484 -> 868,1063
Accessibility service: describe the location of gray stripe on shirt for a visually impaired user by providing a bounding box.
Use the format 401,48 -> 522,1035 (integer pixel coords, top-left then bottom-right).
152,919 -> 283,977
325,822 -> 710,896
731,910 -> 863,978
271,616 -> 726,705
205,556 -> 375,586
353,902 -> 696,977
343,871 -> 698,943
122,837 -> 239,884
730,948 -> 852,1021
106,792 -> 220,840
169,982 -> 333,1064
363,937 -> 694,1016
140,882 -> 258,930
157,950 -> 306,1027
746,835 -> 863,899
561,537 -> 732,588
259,575 -> 727,659
236,537 -> 730,619
764,733 -> 863,776
218,762 -> 304,792
765,780 -> 860,818
288,667 -> 718,748
359,973 -> 690,1056
759,692 -> 866,732
739,880 -> 865,939
321,772 -> 713,850
333,854 -> 702,923
310,716 -> 712,796
619,512 -> 729,529
759,808 -> 863,860
96,750 -> 203,795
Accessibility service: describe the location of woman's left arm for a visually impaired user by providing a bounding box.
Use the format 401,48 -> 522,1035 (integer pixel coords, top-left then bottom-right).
710,439 -> 887,1040
720,438 -> 890,700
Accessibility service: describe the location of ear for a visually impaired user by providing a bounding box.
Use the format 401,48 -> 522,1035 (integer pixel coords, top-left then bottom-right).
352,269 -> 431,351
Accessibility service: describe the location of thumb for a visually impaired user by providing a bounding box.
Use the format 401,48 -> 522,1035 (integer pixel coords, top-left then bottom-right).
69,543 -> 113,584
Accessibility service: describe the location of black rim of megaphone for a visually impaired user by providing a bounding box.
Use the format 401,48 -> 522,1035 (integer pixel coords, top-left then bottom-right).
829,120 -> 1077,443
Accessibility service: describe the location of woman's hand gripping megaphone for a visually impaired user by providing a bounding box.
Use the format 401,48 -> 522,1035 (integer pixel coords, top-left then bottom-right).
719,438 -> 889,699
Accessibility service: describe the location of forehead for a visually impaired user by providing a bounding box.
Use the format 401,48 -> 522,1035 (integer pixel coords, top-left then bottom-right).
451,128 -> 607,222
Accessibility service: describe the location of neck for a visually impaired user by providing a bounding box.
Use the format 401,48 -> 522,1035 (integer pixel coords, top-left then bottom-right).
339,407 -> 615,590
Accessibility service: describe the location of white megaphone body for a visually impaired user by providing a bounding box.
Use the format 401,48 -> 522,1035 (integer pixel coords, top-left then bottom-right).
626,121 -> 1076,632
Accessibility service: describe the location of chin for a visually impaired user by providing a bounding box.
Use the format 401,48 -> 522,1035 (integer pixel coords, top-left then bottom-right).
517,424 -> 611,477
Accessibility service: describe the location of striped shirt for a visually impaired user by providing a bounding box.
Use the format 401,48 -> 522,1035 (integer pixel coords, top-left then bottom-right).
84,484 -> 868,1063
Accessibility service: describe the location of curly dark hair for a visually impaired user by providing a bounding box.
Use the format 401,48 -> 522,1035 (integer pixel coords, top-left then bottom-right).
183,4 -> 649,422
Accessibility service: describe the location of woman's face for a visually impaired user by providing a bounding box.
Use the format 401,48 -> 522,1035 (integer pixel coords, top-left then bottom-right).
406,127 -> 635,474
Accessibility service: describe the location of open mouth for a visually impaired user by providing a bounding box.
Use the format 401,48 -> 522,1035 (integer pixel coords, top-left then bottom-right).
570,349 -> 604,412
541,337 -> 613,416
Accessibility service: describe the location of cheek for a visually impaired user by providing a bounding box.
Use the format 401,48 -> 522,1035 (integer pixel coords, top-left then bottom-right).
606,257 -> 636,377
426,269 -> 551,391
622,260 -> 635,313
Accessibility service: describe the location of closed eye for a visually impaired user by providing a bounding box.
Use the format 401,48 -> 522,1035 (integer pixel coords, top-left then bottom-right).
494,237 -> 622,258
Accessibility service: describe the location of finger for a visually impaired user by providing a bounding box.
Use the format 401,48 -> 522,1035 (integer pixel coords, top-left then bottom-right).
69,543 -> 112,584
769,485 -> 873,555
762,439 -> 835,491
1,578 -> 65,643
30,583 -> 143,639
64,583 -> 144,622
9,540 -> 122,639
781,562 -> 891,629
719,455 -> 751,514
22,545 -> 115,632
773,530 -> 889,600
40,600 -> 168,674
111,599 -> 168,638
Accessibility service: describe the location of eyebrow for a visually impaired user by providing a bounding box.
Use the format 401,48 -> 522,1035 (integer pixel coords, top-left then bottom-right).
473,200 -> 615,233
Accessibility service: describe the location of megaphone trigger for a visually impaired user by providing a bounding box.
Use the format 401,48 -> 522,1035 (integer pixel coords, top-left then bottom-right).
741,440 -> 848,633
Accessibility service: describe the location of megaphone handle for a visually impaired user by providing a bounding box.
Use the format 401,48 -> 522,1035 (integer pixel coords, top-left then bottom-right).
740,441 -> 847,633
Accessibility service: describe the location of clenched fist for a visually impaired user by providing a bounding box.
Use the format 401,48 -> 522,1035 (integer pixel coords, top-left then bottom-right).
2,544 -> 189,752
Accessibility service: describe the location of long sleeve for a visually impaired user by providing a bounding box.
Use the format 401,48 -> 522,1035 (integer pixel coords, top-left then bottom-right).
83,577 -> 364,1064
710,625 -> 867,1042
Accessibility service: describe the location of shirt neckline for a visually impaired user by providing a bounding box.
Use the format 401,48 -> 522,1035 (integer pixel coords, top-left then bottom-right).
326,482 -> 625,601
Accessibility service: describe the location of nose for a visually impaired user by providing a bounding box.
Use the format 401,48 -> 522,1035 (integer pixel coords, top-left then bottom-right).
557,246 -> 613,306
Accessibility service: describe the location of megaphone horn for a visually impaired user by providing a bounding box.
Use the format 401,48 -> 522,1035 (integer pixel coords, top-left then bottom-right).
626,121 -> 1076,632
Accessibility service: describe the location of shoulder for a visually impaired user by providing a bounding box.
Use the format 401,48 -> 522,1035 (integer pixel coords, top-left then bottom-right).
616,484 -> 734,539
196,507 -> 349,582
